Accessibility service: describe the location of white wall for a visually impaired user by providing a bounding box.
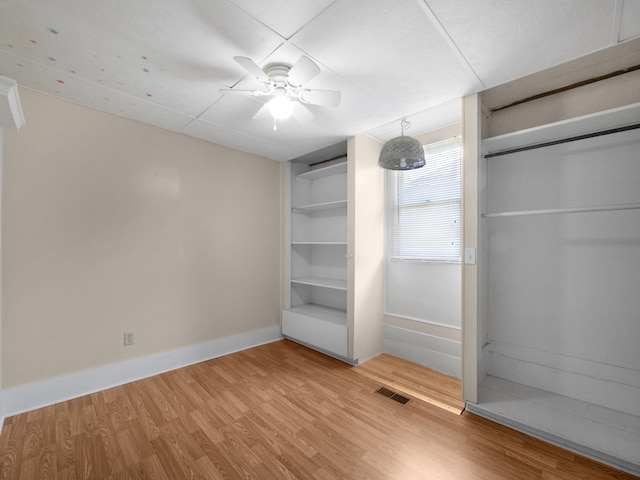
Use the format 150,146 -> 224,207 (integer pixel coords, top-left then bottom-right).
2,88 -> 282,391
385,261 -> 460,327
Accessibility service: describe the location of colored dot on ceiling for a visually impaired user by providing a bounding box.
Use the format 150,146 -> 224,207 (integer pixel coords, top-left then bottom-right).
71,70 -> 76,74
143,68 -> 150,73
48,57 -> 56,61
7,44 -> 14,48
146,93 -> 152,97
142,56 -> 148,60
49,28 -> 59,35
57,79 -> 64,84
30,39 -> 37,44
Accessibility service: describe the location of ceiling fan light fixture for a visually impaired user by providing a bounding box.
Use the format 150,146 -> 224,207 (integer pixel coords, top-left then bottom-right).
267,95 -> 293,120
378,118 -> 425,170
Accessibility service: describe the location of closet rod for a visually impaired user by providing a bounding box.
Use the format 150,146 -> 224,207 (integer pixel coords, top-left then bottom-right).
482,202 -> 640,218
484,123 -> 640,159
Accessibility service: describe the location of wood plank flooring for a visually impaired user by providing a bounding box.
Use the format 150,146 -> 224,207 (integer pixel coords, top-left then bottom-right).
0,339 -> 636,479
353,353 -> 465,414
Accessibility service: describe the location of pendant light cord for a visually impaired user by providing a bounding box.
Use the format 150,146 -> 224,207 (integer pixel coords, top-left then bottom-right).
401,117 -> 410,136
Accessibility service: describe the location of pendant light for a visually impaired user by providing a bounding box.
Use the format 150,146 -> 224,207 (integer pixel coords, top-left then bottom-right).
378,118 -> 425,170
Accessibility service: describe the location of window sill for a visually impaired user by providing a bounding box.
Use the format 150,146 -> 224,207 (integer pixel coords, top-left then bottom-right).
389,257 -> 461,265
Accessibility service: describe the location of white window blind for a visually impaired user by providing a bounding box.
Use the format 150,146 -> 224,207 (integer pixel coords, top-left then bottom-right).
387,136 -> 462,262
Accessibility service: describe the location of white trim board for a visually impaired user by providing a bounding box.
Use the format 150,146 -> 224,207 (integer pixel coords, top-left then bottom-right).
487,341 -> 640,417
383,324 -> 461,378
2,326 -> 283,420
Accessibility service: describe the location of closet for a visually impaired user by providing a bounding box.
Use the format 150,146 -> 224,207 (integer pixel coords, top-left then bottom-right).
282,136 -> 384,363
468,103 -> 640,475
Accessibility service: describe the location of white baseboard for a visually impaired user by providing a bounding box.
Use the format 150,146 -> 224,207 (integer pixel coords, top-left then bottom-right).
383,324 -> 461,378
2,326 -> 283,419
487,340 -> 640,417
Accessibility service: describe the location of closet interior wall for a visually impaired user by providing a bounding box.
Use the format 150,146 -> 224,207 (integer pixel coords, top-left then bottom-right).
483,126 -> 640,416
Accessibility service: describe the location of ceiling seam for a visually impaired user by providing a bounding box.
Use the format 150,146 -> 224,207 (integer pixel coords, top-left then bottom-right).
283,0 -> 343,41
416,0 -> 485,90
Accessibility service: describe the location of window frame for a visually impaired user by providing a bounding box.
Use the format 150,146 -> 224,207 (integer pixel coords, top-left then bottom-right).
385,136 -> 463,264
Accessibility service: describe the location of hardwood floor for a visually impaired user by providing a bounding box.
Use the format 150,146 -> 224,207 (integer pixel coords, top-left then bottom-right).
352,352 -> 465,415
0,339 -> 636,479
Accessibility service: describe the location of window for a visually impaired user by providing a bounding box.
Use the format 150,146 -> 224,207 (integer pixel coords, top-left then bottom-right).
386,137 -> 462,262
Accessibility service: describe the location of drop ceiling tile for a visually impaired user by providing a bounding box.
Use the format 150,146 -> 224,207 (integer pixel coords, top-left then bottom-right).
182,118 -> 343,161
426,0 -> 616,88
290,0 -> 480,114
0,50 -> 193,132
38,0 -> 284,67
0,0 -> 283,116
182,118 -> 296,160
365,98 -> 462,142
620,0 -> 640,41
228,0 -> 338,39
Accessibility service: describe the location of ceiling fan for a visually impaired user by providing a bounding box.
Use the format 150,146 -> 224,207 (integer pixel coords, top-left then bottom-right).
220,55 -> 341,128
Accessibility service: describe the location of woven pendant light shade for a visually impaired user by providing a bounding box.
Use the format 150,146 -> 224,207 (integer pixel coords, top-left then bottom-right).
378,118 -> 425,170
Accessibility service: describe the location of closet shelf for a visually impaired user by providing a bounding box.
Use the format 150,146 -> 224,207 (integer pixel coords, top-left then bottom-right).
291,276 -> 347,291
291,241 -> 347,245
292,200 -> 347,213
482,202 -> 640,218
296,160 -> 347,181
482,102 -> 640,156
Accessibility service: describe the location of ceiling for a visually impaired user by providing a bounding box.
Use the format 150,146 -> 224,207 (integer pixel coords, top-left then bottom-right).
1,0 -> 639,161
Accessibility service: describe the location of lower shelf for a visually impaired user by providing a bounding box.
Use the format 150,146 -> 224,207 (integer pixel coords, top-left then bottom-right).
282,305 -> 348,358
467,375 -> 640,477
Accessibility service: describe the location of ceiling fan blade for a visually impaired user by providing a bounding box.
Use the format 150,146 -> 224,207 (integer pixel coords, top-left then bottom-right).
292,102 -> 315,123
287,56 -> 321,87
234,56 -> 271,84
219,88 -> 263,97
300,89 -> 341,107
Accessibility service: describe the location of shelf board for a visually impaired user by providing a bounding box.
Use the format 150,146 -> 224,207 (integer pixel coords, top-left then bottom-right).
291,241 -> 347,246
285,304 -> 347,325
291,276 -> 347,291
292,200 -> 347,213
296,160 -> 347,181
482,102 -> 640,156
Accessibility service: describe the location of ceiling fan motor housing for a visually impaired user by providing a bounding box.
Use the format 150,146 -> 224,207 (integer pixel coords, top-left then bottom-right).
264,64 -> 292,86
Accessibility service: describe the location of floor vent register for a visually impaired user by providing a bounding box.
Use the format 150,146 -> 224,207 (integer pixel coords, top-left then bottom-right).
376,387 -> 410,405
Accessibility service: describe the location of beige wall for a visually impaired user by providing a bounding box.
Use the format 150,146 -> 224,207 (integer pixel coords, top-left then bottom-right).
2,88 -> 282,389
348,134 -> 384,362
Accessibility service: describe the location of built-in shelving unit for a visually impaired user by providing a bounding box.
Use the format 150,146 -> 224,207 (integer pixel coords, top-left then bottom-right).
282,136 -> 384,364
283,154 -> 349,358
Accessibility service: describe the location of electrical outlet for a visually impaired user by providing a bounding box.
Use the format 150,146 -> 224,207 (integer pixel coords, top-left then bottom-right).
124,331 -> 135,346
